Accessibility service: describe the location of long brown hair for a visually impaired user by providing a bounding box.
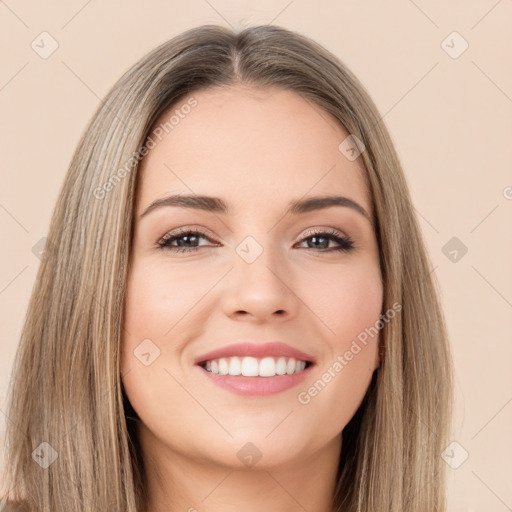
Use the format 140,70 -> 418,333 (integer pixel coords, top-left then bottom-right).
1,24 -> 452,511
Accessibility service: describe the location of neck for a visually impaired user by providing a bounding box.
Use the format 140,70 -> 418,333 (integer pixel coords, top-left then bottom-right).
138,425 -> 341,512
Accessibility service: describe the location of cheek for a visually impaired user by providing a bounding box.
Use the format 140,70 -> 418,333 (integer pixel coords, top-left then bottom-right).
308,260 -> 383,345
122,260 -> 215,345
120,262 -> 208,437
120,260 -> 221,406
294,263 -> 383,438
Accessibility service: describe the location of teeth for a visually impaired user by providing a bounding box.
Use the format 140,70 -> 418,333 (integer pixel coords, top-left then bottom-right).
201,356 -> 308,377
241,356 -> 259,376
218,358 -> 229,375
228,356 -> 242,375
276,357 -> 287,375
259,357 -> 276,377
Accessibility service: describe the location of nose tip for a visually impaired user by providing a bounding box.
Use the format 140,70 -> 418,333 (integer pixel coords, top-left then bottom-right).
221,256 -> 298,323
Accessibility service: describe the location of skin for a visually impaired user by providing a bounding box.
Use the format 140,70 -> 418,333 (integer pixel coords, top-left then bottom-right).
121,84 -> 383,512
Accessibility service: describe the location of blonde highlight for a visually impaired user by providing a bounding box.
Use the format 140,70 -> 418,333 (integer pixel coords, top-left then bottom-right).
2,24 -> 452,511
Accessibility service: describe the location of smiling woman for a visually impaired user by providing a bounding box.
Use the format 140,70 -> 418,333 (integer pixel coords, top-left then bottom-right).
1,25 -> 452,512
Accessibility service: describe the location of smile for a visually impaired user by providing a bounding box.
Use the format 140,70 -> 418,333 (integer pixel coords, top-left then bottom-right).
194,341 -> 316,396
200,356 -> 310,377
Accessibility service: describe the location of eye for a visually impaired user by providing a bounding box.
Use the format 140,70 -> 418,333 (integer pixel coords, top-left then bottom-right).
295,228 -> 355,253
157,228 -> 219,253
158,228 -> 355,253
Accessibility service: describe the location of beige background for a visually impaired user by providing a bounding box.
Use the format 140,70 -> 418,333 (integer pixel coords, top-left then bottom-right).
1,1 -> 511,509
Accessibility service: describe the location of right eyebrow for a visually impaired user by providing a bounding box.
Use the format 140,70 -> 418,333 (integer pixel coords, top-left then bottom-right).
140,194 -> 228,219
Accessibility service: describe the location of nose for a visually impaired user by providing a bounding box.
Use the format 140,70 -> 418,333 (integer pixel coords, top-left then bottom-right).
220,245 -> 299,324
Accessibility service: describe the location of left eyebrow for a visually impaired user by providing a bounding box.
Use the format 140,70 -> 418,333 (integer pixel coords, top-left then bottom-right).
139,193 -> 372,223
287,195 -> 371,222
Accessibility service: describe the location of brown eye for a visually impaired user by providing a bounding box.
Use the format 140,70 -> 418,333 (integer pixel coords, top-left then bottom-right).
296,229 -> 355,252
158,229 -> 218,253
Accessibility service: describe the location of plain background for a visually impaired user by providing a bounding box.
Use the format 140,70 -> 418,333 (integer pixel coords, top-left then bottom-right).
1,1 -> 511,510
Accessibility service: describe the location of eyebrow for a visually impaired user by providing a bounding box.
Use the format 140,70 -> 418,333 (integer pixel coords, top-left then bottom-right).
140,194 -> 371,222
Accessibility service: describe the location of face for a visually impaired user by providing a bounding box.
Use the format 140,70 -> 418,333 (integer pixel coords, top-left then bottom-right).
121,85 -> 383,471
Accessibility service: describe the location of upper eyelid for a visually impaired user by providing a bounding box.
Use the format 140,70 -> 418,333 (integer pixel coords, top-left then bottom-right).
301,226 -> 350,239
157,228 -> 219,248
159,227 -> 218,242
158,226 -> 351,246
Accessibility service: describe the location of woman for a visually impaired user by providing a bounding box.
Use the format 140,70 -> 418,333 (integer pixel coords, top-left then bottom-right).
1,24 -> 452,511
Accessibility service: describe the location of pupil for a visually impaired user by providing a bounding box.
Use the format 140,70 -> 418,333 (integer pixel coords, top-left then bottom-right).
178,235 -> 198,247
310,236 -> 327,249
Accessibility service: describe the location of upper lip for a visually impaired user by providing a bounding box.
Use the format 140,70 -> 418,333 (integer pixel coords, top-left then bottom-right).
194,341 -> 316,365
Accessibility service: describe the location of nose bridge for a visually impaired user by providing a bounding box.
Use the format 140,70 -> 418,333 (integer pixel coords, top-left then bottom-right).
235,232 -> 287,293
221,232 -> 298,320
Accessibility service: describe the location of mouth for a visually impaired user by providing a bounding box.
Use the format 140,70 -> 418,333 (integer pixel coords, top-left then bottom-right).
193,341 -> 316,396
198,356 -> 313,377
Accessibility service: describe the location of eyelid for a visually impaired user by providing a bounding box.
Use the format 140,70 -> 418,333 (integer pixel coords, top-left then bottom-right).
157,225 -> 349,245
300,226 -> 349,239
157,225 -> 355,254
157,226 -> 220,247
295,227 -> 356,252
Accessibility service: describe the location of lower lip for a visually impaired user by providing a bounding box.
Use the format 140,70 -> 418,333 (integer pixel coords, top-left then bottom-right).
195,364 -> 314,396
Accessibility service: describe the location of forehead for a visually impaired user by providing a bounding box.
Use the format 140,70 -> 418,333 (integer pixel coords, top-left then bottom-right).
137,85 -> 371,218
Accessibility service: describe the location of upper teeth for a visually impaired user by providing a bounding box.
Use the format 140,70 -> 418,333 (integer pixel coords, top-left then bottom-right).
203,356 -> 307,377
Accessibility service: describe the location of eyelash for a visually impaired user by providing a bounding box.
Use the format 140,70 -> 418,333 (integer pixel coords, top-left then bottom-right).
157,228 -> 355,254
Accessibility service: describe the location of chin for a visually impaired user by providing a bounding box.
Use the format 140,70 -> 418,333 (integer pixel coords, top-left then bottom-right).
195,430 -> 315,470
